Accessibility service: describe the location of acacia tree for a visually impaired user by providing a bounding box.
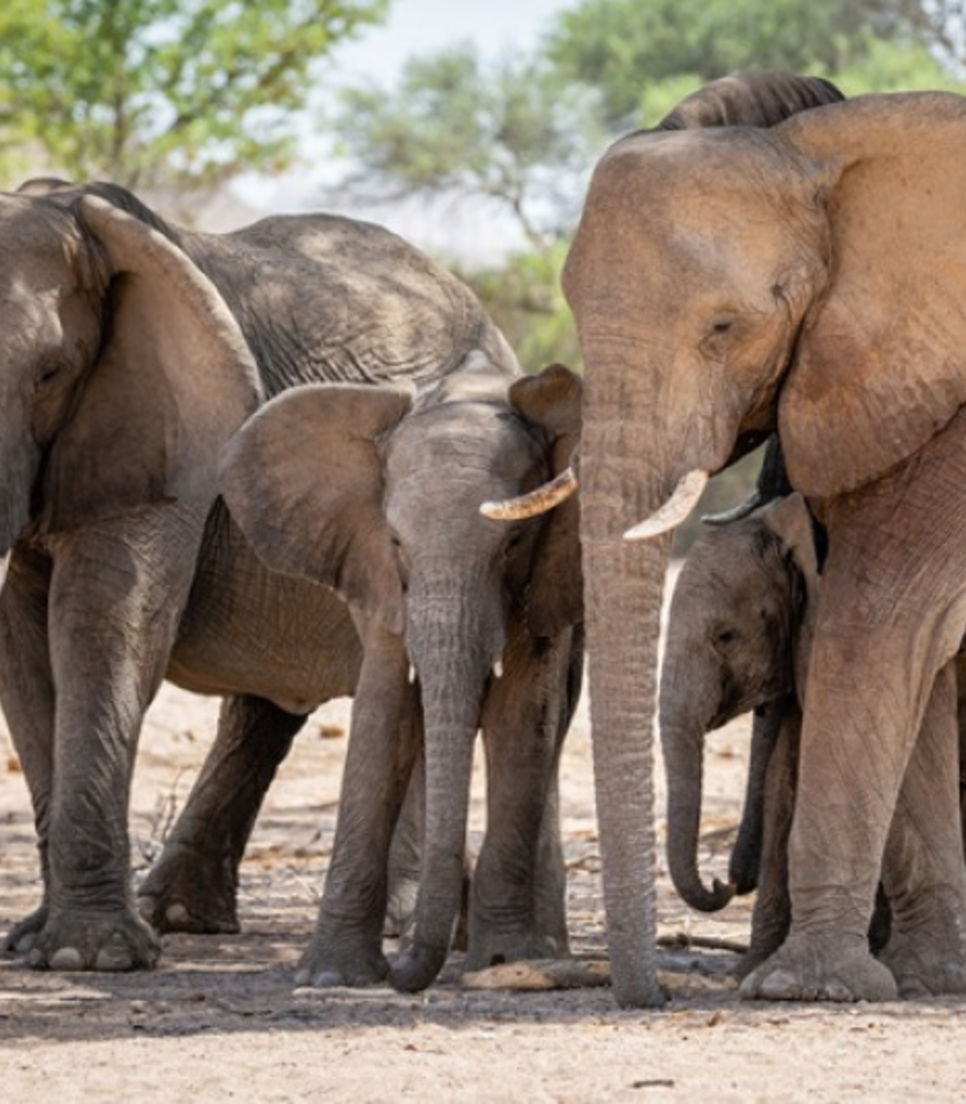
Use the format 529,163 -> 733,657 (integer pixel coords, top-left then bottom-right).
0,0 -> 387,190
331,45 -> 607,254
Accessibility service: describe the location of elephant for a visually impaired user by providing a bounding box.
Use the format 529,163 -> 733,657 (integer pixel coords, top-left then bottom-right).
496,83 -> 966,1004
663,493 -> 966,987
217,359 -> 584,990
660,493 -> 819,916
0,177 -> 532,972
483,70 -> 848,1005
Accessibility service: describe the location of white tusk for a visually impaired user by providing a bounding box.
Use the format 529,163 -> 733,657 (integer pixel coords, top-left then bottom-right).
492,657 -> 503,679
623,470 -> 710,541
0,551 -> 10,593
480,467 -> 578,521
408,664 -> 417,685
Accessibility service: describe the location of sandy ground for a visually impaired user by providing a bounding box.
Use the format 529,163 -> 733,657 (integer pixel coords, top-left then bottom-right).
3,632 -> 966,1100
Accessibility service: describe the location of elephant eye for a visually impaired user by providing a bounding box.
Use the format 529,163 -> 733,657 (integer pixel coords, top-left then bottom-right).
713,626 -> 738,648
35,362 -> 61,387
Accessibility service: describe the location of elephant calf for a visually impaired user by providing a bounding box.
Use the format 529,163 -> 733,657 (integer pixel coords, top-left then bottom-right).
660,492 -> 819,973
661,493 -> 966,990
218,360 -> 585,991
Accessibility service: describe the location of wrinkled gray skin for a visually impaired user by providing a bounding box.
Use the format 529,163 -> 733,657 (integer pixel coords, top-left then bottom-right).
660,494 -> 817,909
533,69 -> 844,1007
219,361 -> 584,991
662,495 -> 966,983
0,179 -> 524,972
661,495 -> 824,977
563,73 -> 966,1004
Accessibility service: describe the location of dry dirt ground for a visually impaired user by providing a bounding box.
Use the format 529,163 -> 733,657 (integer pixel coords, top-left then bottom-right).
3,599 -> 966,1100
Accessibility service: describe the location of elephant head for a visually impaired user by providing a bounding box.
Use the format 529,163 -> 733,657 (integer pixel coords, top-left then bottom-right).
491,90 -> 966,1005
660,493 -> 818,913
0,187 -> 261,562
218,359 -> 582,990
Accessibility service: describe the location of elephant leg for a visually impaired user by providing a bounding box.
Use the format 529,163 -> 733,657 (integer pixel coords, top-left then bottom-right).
741,428 -> 966,1002
0,554 -> 55,954
385,738 -> 425,939
533,630 -> 585,950
297,619 -> 418,987
137,694 -> 306,934
729,699 -> 785,896
877,660 -> 966,996
27,514 -> 205,971
467,626 -> 578,970
737,702 -> 800,979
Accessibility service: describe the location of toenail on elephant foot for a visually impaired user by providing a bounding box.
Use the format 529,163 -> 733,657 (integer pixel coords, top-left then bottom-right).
2,905 -> 49,955
294,939 -> 389,988
137,850 -> 240,935
879,937 -> 966,998
739,933 -> 898,1002
464,931 -> 562,973
26,905 -> 161,972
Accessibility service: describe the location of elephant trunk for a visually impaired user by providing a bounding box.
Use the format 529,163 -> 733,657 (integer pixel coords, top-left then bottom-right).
578,394 -> 673,1007
660,713 -> 735,911
0,412 -> 39,555
659,643 -> 736,912
389,594 -> 494,993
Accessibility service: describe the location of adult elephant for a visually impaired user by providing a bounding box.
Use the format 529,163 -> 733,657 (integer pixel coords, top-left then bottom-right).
0,179 -> 521,972
497,88 -> 966,1004
218,361 -> 583,989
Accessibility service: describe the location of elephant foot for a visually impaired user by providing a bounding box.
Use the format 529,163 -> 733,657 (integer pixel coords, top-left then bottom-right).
1,904 -> 49,955
25,904 -> 161,972
464,928 -> 565,972
137,843 -> 240,934
739,932 -> 898,1002
294,933 -> 389,988
878,892 -> 966,997
735,938 -> 783,981
879,936 -> 966,998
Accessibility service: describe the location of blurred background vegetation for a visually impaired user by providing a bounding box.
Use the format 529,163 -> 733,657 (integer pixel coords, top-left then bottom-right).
1,0 -> 963,544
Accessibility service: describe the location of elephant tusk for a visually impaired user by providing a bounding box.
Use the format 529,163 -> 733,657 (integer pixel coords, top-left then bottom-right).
408,664 -> 417,685
0,551 -> 10,593
480,466 -> 578,521
623,470 -> 710,541
701,488 -> 764,527
492,657 -> 503,679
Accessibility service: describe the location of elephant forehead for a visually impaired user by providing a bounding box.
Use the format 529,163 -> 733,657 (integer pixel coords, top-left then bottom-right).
390,406 -> 540,472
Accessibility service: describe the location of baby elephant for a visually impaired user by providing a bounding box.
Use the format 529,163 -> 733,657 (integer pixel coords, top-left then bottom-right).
219,359 -> 584,992
662,494 -> 966,984
660,493 -> 820,971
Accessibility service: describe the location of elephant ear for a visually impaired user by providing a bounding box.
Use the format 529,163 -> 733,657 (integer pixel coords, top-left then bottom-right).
47,196 -> 262,529
219,383 -> 413,633
777,93 -> 966,498
508,363 -> 583,638
758,492 -> 819,701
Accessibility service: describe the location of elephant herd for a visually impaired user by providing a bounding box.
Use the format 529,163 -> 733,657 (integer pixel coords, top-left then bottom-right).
3,68 -> 966,1009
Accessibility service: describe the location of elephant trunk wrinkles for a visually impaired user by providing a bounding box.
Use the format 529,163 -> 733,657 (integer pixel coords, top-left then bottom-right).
579,397 -> 672,1007
390,597 -> 492,992
0,418 -> 39,554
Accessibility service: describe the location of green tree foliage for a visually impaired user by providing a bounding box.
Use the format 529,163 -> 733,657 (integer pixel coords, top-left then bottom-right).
456,241 -> 582,374
331,45 -> 607,251
545,0 -> 886,126
0,0 -> 387,190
